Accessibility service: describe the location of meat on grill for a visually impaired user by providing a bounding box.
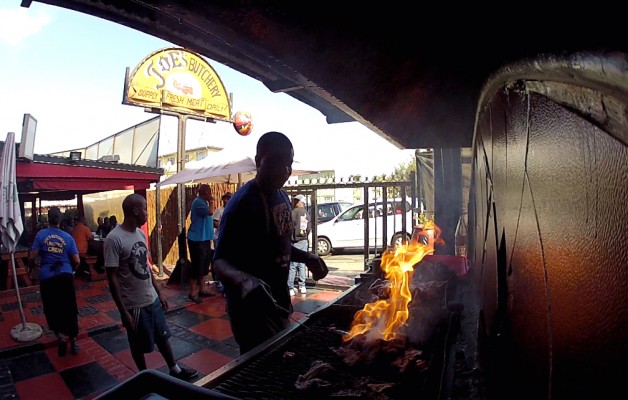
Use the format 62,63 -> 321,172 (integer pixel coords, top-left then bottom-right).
333,333 -> 428,375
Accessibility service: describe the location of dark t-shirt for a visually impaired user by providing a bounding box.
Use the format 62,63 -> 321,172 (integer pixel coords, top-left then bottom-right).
213,180 -> 293,315
292,207 -> 311,242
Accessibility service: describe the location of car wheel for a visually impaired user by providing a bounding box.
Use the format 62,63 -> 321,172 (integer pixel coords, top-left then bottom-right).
391,233 -> 410,249
317,237 -> 332,256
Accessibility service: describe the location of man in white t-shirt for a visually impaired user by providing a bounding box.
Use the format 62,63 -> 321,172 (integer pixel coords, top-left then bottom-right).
213,192 -> 232,243
212,192 -> 232,292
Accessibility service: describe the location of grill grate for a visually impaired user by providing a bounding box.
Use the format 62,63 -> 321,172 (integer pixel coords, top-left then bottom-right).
203,264 -> 459,400
205,304 -> 449,400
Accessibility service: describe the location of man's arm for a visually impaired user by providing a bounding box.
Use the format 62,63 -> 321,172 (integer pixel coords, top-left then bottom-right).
70,254 -> 80,270
213,258 -> 262,299
151,270 -> 168,310
290,246 -> 329,281
106,268 -> 134,332
27,249 -> 39,264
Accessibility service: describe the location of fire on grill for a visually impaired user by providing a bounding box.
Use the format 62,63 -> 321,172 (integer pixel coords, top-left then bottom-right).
201,225 -> 457,400
293,232 -> 454,399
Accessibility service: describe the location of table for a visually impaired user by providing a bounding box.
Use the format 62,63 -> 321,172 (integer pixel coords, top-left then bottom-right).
1,249 -> 33,290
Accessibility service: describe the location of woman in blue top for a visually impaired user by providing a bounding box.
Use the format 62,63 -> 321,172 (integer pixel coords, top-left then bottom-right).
29,207 -> 81,357
186,184 -> 215,302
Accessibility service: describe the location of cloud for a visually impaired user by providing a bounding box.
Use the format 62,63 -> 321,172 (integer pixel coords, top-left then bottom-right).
0,7 -> 51,47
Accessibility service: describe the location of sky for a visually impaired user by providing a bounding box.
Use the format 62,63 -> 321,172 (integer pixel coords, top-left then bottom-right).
0,2 -> 415,177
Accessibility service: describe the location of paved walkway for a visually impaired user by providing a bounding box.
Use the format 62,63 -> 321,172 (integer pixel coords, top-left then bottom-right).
0,262 -> 363,400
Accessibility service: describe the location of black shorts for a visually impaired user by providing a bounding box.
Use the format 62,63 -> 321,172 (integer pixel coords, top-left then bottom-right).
188,239 -> 212,279
127,298 -> 171,354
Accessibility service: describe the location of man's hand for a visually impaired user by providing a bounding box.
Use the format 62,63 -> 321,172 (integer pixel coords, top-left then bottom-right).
239,274 -> 262,300
121,312 -> 135,334
159,294 -> 169,311
304,253 -> 329,281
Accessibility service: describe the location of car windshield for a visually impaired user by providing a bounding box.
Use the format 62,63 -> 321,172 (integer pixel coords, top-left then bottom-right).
317,204 -> 336,220
339,206 -> 363,221
337,200 -> 411,221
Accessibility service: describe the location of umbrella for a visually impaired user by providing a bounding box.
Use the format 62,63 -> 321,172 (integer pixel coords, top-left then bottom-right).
0,132 -> 42,341
159,148 -> 322,187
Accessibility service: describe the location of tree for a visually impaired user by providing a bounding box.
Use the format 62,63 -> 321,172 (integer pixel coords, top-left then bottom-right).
381,159 -> 416,199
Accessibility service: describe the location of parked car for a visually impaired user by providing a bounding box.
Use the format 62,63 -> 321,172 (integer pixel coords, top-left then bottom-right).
307,201 -> 353,224
313,200 -> 413,256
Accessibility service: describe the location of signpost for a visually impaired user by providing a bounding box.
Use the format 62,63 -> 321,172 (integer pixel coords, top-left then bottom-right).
122,47 -> 233,275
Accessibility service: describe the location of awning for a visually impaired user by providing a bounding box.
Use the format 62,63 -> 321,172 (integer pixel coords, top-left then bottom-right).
12,152 -> 162,200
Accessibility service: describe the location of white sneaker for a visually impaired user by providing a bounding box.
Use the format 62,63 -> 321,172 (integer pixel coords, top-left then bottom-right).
289,289 -> 296,296
299,287 -> 307,294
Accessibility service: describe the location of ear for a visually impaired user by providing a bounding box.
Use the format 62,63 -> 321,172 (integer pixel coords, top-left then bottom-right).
254,155 -> 260,168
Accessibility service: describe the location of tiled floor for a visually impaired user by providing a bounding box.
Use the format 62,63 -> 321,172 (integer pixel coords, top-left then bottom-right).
0,274 -> 352,399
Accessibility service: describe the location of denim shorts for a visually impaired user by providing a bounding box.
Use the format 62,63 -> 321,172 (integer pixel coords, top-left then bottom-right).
127,298 -> 171,354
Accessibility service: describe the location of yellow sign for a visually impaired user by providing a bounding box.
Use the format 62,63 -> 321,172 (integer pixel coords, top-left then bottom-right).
124,47 -> 232,121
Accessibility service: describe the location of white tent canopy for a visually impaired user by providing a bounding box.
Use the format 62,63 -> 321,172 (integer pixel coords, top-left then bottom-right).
159,148 -> 323,187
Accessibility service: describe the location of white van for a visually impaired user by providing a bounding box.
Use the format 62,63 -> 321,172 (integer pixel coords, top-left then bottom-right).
313,200 -> 413,256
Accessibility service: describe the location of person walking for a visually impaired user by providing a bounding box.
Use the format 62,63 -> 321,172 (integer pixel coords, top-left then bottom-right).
28,206 -> 81,357
213,131 -> 329,355
288,194 -> 311,296
187,184 -> 215,303
103,194 -> 198,380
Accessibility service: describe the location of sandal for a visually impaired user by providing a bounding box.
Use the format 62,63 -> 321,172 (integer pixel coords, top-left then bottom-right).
188,295 -> 202,304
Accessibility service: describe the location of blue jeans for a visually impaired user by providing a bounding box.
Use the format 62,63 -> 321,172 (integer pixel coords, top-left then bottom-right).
288,240 -> 308,290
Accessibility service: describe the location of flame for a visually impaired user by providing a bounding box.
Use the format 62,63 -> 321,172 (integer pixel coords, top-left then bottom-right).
342,228 -> 440,343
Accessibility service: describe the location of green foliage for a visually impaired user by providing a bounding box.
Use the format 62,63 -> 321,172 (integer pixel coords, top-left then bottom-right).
382,159 -> 416,198
417,211 -> 435,225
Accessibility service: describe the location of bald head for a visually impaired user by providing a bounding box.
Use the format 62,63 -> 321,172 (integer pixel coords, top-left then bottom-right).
256,131 -> 292,157
255,131 -> 294,190
122,194 -> 148,228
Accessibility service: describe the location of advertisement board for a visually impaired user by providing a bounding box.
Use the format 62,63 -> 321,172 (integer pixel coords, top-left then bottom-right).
123,47 -> 232,121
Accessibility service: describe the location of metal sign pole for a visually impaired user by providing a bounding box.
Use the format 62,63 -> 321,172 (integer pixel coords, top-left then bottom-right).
177,115 -> 188,233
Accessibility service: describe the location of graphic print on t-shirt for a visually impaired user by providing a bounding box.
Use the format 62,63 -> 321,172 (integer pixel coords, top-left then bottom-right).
272,202 -> 293,236
128,241 -> 149,280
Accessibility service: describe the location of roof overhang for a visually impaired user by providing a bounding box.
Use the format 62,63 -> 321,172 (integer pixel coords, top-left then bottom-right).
15,153 -> 162,201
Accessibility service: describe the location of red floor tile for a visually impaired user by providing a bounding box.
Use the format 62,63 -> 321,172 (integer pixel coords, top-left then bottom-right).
79,314 -> 118,330
46,337 -> 96,371
186,297 -> 227,318
113,348 -> 167,373
92,300 -> 118,312
15,372 -> 74,400
178,348 -> 235,375
289,311 -> 307,325
188,318 -> 233,341
307,290 -> 343,302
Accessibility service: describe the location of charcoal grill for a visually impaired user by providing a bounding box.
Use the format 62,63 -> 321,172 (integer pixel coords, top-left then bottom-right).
197,261 -> 461,400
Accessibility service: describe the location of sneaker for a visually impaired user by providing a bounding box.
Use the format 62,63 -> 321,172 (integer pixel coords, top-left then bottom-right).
289,289 -> 295,296
170,366 -> 199,380
299,287 -> 307,294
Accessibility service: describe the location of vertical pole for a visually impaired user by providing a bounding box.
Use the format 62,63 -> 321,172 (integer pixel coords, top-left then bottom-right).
177,115 -> 187,234
155,183 -> 163,277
